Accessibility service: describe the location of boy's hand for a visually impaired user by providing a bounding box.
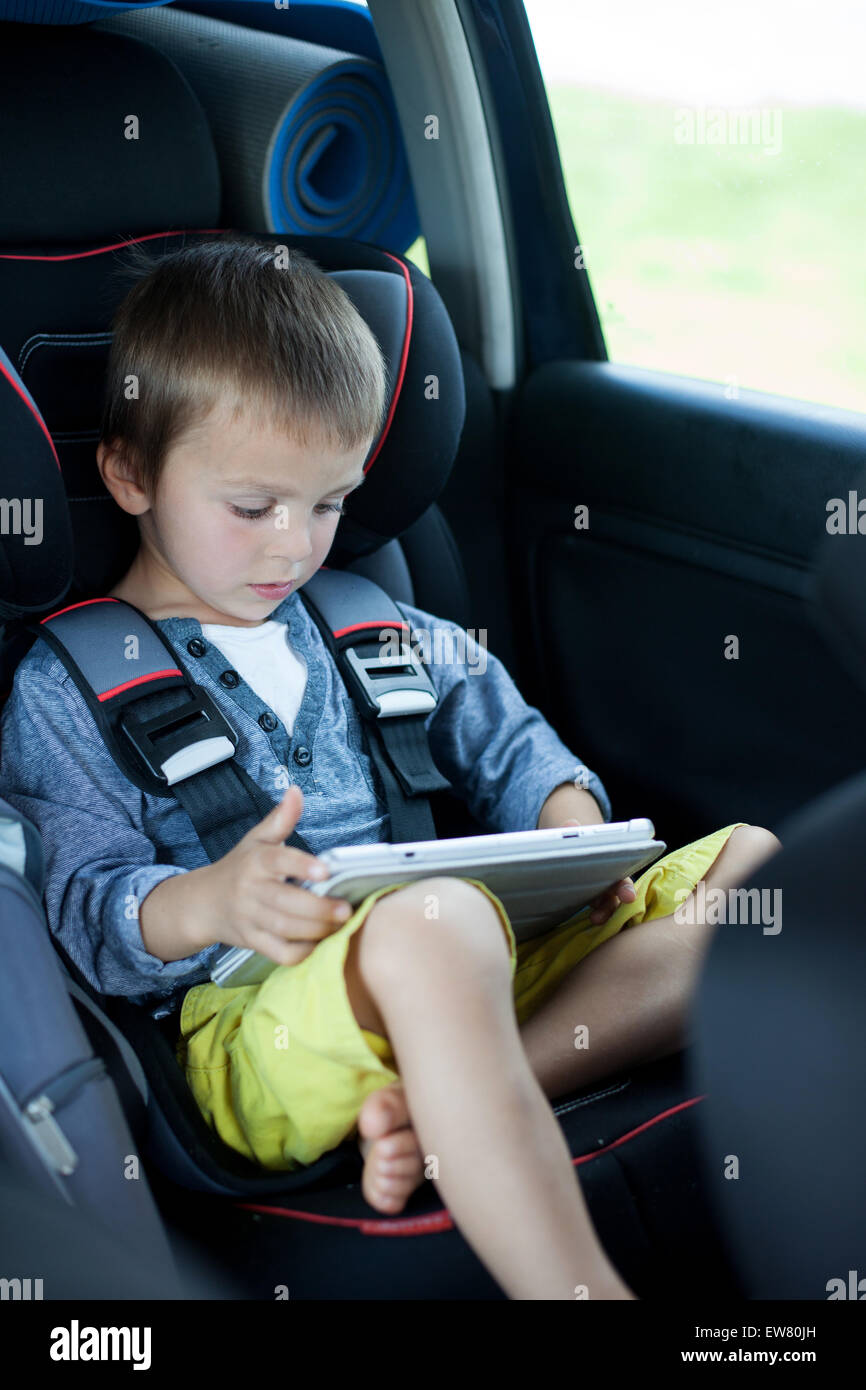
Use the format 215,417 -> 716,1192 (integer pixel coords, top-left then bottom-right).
560,818 -> 637,924
203,785 -> 354,966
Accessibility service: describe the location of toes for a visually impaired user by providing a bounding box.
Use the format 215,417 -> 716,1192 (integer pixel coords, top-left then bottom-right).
359,1131 -> 427,1213
376,1128 -> 423,1163
373,1174 -> 408,1193
356,1083 -> 426,1214
379,1154 -> 424,1179
367,1165 -> 423,1212
362,1171 -> 410,1213
357,1083 -> 410,1144
369,1191 -> 405,1213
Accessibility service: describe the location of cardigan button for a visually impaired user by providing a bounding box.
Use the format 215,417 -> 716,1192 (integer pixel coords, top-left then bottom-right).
293,745 -> 312,767
219,669 -> 240,688
187,638 -> 207,657
259,712 -> 278,732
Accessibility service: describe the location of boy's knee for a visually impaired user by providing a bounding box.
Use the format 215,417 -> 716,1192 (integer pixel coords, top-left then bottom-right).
359,876 -> 508,980
733,824 -> 782,861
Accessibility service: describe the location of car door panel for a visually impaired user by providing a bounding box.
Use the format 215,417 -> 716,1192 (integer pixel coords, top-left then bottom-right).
510,361 -> 866,848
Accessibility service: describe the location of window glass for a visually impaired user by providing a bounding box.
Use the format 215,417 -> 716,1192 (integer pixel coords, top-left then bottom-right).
525,0 -> 866,412
404,237 -> 430,277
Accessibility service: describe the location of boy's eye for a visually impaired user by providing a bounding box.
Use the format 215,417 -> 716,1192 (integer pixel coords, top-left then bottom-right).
229,501 -> 344,521
230,504 -> 272,520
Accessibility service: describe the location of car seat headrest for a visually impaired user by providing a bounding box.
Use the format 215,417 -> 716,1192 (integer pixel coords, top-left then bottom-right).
0,345 -> 72,616
0,25 -> 221,242
0,233 -> 465,609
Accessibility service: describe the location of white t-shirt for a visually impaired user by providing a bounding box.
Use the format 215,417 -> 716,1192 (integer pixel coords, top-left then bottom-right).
200,618 -> 308,735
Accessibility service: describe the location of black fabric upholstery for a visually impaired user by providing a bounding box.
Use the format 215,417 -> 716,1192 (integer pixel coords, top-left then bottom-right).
0,25 -> 221,242
692,768 -> 866,1297
809,470 -> 866,698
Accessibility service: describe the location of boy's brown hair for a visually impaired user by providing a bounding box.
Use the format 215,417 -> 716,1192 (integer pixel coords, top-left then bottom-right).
101,235 -> 388,498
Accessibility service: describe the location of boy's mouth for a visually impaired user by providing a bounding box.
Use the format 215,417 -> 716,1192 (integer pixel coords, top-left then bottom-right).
249,581 -> 294,598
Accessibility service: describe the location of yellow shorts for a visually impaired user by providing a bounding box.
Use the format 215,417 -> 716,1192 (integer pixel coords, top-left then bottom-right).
175,822 -> 747,1171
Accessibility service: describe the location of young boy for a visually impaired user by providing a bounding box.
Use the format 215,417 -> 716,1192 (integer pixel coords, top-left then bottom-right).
0,237 -> 780,1300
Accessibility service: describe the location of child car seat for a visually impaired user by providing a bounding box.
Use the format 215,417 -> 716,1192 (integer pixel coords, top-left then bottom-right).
0,24 -> 745,1298
0,788 -> 244,1298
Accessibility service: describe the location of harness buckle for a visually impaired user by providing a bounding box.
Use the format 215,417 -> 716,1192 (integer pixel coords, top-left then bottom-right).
120,687 -> 238,786
342,644 -> 437,719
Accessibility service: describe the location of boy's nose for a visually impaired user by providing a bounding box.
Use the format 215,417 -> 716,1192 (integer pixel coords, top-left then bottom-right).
267,535 -> 313,566
265,549 -> 311,571
264,507 -> 316,565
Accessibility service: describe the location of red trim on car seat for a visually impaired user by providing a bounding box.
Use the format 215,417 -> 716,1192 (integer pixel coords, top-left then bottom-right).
0,356 -> 61,472
333,620 -> 409,639
40,598 -> 182,696
362,251 -> 413,474
96,670 -> 183,701
234,1094 -> 708,1237
0,229 -> 227,262
0,237 -> 227,476
0,233 -> 408,475
41,597 -> 120,622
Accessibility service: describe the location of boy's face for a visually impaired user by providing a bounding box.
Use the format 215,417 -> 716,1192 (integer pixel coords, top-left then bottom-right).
98,404 -> 370,626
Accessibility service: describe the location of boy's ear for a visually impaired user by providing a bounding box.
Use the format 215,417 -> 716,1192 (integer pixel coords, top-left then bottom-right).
96,438 -> 150,515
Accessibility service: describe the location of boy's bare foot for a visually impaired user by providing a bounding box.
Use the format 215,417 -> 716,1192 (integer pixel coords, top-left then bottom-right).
356,1082 -> 427,1214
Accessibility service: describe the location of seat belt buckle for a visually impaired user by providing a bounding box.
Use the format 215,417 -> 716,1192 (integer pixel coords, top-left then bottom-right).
342,643 -> 438,719
119,687 -> 238,786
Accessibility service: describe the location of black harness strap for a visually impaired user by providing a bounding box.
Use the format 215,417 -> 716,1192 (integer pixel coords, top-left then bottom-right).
28,598 -> 315,863
29,569 -> 451,857
298,569 -> 451,843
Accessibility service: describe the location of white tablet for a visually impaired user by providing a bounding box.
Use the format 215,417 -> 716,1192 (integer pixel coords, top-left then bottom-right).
210,819 -> 666,988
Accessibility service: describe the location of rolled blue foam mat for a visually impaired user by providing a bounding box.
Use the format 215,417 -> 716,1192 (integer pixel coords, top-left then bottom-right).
100,5 -> 419,251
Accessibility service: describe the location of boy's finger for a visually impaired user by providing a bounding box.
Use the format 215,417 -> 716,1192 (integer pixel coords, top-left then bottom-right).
589,891 -> 615,921
243,926 -> 317,970
271,844 -> 331,883
270,882 -> 354,933
248,785 -> 304,844
591,883 -> 622,910
271,844 -> 331,882
590,881 -> 636,922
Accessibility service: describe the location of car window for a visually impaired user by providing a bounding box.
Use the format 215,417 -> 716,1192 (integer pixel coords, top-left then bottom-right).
524,0 -> 866,413
404,237 -> 430,277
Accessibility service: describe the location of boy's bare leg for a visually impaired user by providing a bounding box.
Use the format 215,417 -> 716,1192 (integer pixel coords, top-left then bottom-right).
346,876 -> 635,1300
356,825 -> 781,1209
518,825 -> 782,1100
